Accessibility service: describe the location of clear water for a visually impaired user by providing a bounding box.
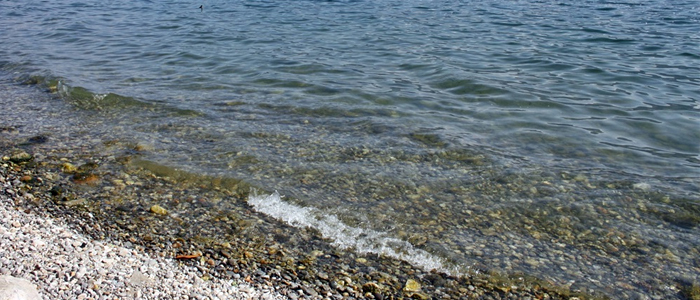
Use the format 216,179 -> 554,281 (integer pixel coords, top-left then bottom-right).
2,0 -> 700,297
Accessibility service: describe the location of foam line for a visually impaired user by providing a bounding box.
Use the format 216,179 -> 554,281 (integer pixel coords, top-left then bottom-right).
247,191 -> 462,276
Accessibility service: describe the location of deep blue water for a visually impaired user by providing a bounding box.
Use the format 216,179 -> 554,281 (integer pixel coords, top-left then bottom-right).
2,0 -> 700,297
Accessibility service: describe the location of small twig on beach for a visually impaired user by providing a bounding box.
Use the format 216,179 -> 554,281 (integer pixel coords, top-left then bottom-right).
175,253 -> 202,259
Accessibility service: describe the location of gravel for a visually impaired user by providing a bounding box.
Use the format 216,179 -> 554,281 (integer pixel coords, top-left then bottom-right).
1,76 -> 646,299
1,171 -> 286,300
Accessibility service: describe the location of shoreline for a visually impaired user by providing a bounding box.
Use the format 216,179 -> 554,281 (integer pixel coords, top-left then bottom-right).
2,76 -> 698,299
3,0 -> 700,297
1,151 -> 287,299
0,132 -> 585,299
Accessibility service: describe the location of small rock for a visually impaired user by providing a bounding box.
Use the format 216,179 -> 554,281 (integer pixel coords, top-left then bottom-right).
111,179 -> 126,188
574,174 -> 588,182
302,286 -> 318,297
525,258 -> 540,267
75,267 -> 87,279
62,199 -> 87,207
362,282 -> 381,293
0,275 -> 41,300
9,152 -> 32,163
632,182 -> 651,191
61,163 -> 77,174
129,270 -> 150,287
407,292 -> 430,300
71,173 -> 99,185
49,186 -> 66,197
404,279 -> 421,293
317,271 -> 329,281
27,136 -> 48,144
150,205 -> 168,215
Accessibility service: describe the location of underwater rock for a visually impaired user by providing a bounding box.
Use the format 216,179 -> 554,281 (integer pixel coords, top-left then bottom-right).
61,199 -> 87,207
404,279 -> 421,292
150,204 -> 168,215
71,173 -> 99,185
27,136 -> 48,144
9,151 -> 32,163
60,163 -> 77,174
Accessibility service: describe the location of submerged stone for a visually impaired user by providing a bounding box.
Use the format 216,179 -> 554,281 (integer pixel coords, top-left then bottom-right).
71,173 -> 99,184
27,136 -> 48,144
9,151 -> 32,163
150,204 -> 168,215
60,163 -> 77,174
404,279 -> 421,293
632,182 -> 651,191
61,199 -> 87,207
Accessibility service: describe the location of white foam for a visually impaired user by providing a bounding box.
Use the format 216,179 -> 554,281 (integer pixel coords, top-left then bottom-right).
247,191 -> 463,276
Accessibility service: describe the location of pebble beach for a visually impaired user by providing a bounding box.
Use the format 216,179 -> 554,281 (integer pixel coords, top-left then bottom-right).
0,80 -> 594,300
0,131 -> 589,300
3,0 -> 700,298
1,77 -> 700,300
1,158 -> 286,300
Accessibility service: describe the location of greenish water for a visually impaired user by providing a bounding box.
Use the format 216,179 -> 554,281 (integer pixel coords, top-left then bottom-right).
1,0 -> 699,298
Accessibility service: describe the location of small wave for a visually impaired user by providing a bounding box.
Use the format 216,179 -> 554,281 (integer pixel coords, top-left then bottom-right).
247,190 -> 464,276
53,80 -> 201,116
56,81 -> 143,110
580,37 -> 636,44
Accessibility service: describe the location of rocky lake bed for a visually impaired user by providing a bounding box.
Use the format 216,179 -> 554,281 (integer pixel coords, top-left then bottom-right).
0,126 -> 597,299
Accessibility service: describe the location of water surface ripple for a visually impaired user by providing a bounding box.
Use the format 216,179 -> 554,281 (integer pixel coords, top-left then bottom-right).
1,0 -> 699,298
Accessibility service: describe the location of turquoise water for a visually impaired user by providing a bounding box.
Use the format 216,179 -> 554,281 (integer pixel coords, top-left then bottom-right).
2,0 -> 700,297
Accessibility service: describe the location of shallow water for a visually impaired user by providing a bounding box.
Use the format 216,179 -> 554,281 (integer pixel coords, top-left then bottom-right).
1,0 -> 700,297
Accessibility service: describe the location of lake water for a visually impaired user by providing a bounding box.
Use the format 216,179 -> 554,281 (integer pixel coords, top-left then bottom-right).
1,0 -> 699,298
